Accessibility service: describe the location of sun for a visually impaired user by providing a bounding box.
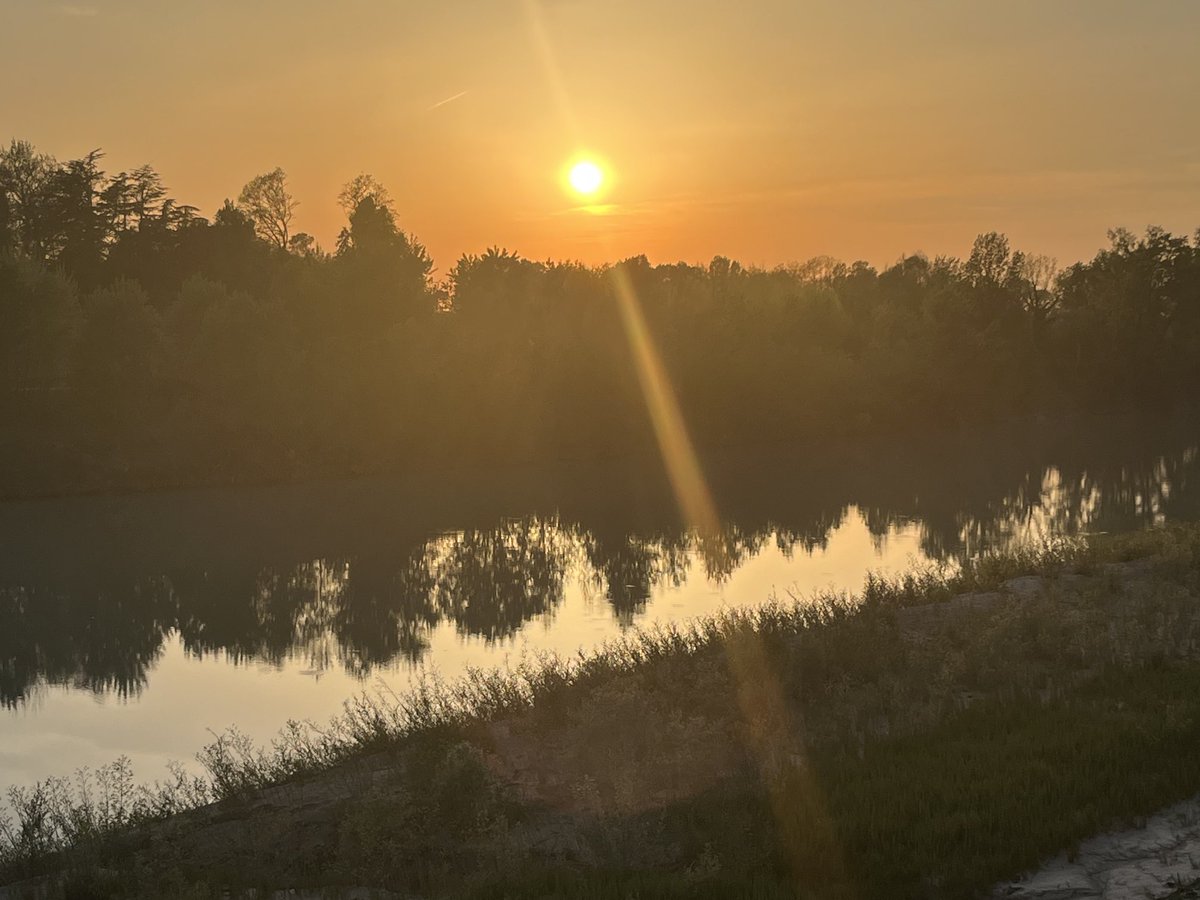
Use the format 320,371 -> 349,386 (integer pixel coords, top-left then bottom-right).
568,159 -> 604,195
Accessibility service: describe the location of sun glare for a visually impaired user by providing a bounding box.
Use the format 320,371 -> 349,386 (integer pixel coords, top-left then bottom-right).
568,159 -> 604,195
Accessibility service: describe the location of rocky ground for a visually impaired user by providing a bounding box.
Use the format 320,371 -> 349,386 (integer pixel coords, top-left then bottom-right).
997,796 -> 1200,900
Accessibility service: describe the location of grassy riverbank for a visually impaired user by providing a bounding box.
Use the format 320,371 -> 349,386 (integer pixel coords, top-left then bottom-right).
4,526 -> 1200,898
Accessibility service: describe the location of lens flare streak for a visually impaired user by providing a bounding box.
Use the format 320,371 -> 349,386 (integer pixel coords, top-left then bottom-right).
610,266 -> 719,542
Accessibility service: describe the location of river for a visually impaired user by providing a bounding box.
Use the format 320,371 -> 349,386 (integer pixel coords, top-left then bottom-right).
1,413 -> 1196,796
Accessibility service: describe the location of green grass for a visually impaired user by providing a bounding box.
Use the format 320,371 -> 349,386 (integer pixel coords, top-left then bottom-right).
464,665 -> 1200,899
4,525 -> 1200,898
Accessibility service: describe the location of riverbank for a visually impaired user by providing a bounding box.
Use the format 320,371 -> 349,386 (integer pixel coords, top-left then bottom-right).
4,526 -> 1200,898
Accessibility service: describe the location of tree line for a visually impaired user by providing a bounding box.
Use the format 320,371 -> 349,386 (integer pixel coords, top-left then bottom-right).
2,138 -> 1199,497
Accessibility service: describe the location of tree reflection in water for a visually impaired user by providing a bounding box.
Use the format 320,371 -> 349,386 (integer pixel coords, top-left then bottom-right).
1,420 -> 1197,708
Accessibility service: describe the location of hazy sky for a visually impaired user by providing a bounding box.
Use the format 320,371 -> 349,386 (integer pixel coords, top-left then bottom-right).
2,0 -> 1198,273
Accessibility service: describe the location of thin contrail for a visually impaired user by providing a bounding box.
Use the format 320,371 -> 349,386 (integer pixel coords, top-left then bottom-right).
427,90 -> 468,111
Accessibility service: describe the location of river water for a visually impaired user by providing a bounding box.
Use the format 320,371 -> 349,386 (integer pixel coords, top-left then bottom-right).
1,415 -> 1196,796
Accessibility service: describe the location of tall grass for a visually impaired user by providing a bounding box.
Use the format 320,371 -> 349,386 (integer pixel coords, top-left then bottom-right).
0,759 -> 208,877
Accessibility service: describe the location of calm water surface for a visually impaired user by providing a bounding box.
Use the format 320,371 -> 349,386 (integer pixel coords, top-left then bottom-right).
1,416 -> 1197,795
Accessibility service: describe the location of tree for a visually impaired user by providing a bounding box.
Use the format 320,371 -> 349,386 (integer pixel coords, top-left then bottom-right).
73,281 -> 165,429
159,198 -> 203,231
336,196 -> 427,263
1006,251 -> 1059,319
788,255 -> 848,284
0,139 -> 56,258
337,174 -> 392,217
128,165 -> 167,227
333,196 -> 435,328
287,232 -> 320,258
965,231 -> 1011,287
96,165 -> 168,237
449,246 -> 548,320
165,276 -> 280,431
45,150 -> 109,284
213,199 -> 256,236
237,168 -> 296,250
181,200 -> 274,296
0,256 -> 81,401
0,190 -> 11,255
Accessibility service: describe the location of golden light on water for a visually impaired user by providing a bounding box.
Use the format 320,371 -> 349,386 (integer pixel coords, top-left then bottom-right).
567,159 -> 604,195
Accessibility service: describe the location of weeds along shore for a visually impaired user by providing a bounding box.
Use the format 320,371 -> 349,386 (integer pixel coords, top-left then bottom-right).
3,526 -> 1200,899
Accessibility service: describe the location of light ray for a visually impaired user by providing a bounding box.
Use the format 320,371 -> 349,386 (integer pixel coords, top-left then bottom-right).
522,0 -> 581,141
725,623 -> 851,890
610,265 -> 720,544
524,6 -> 846,880
610,264 -> 853,887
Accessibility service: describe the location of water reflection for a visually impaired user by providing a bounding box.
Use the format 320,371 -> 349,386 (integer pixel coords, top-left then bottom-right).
584,527 -> 691,626
1,416 -> 1196,709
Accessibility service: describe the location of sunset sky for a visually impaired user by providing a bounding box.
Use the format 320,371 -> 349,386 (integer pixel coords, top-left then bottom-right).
2,0 -> 1198,273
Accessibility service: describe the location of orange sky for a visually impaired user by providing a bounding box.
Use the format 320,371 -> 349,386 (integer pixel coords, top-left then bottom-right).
2,0 -> 1199,275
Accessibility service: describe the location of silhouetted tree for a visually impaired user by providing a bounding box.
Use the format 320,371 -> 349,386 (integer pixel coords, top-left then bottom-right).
334,196 -> 435,326
0,189 -> 13,255
449,247 -> 545,320
1007,251 -> 1059,320
237,167 -> 296,250
965,231 -> 1011,287
44,150 -> 108,286
287,232 -> 320,258
337,174 -> 393,217
0,139 -> 55,258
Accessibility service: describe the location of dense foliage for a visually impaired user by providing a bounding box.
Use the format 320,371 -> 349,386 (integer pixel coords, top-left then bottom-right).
2,138 -> 1199,496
